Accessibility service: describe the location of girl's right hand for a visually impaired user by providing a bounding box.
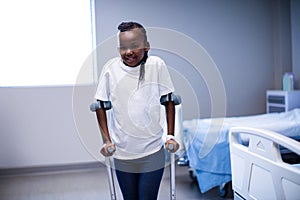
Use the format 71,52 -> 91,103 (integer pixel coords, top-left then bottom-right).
100,141 -> 116,157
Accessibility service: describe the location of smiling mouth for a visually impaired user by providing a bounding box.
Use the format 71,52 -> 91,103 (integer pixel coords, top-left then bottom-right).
125,56 -> 137,64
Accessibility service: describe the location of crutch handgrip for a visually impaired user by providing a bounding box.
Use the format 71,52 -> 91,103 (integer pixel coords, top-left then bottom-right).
107,146 -> 115,154
168,143 -> 174,151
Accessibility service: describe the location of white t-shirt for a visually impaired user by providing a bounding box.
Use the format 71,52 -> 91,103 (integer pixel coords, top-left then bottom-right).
95,56 -> 175,159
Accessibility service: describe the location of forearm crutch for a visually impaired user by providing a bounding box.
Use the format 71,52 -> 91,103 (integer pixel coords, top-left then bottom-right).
160,93 -> 181,200
90,101 -> 116,200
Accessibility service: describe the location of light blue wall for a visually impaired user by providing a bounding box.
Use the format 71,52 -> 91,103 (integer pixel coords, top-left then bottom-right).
291,0 -> 300,89
0,0 -> 296,168
95,0 -> 289,118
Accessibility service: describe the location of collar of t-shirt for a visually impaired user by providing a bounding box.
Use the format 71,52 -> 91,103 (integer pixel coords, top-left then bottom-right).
119,59 -> 141,75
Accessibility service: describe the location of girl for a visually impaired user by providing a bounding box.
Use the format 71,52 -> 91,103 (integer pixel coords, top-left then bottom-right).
95,21 -> 179,200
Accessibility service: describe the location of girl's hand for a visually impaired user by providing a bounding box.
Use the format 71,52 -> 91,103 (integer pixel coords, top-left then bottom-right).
165,138 -> 180,153
100,141 -> 116,157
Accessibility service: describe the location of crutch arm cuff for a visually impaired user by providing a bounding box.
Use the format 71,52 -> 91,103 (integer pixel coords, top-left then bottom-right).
160,93 -> 182,106
90,100 -> 112,112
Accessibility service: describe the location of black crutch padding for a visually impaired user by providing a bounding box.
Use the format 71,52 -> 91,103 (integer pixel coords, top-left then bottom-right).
90,100 -> 112,112
160,93 -> 182,106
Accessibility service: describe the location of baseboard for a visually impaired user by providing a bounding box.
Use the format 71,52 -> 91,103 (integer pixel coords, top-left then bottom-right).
0,161 -> 103,177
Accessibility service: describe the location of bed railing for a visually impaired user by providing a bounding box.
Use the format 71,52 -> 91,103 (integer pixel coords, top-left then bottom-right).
229,127 -> 300,200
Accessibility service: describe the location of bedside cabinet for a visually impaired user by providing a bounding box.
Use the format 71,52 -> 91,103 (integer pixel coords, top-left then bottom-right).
266,90 -> 300,113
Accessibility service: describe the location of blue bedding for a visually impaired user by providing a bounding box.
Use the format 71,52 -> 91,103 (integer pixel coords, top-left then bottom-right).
183,109 -> 300,193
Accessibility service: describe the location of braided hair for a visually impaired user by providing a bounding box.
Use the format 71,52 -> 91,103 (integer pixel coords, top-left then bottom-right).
118,21 -> 147,42
118,22 -> 148,85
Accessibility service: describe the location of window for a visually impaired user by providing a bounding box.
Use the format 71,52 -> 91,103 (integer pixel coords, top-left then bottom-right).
0,0 -> 96,87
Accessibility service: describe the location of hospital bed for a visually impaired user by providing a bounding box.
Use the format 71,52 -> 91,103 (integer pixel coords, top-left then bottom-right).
182,108 -> 300,194
229,127 -> 300,200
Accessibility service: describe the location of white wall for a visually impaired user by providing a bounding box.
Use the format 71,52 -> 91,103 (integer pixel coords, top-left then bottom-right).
0,86 -> 98,168
0,0 -> 295,168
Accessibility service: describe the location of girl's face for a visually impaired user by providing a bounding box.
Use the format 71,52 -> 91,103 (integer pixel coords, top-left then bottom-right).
118,28 -> 150,67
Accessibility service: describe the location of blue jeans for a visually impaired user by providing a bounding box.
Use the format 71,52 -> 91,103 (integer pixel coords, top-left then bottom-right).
114,148 -> 165,200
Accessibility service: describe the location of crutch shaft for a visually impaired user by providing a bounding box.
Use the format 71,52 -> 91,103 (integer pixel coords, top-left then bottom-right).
106,157 -> 116,200
170,152 -> 176,200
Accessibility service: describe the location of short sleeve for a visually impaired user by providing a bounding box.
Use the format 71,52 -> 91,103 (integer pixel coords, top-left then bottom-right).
157,58 -> 175,96
94,58 -> 116,101
94,72 -> 110,101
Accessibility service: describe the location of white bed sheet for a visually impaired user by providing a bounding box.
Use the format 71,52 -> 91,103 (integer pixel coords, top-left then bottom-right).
182,108 -> 300,193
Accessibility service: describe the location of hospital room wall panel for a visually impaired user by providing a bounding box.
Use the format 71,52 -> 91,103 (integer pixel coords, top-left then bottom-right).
291,0 -> 300,89
95,0 -> 287,117
0,0 -> 298,168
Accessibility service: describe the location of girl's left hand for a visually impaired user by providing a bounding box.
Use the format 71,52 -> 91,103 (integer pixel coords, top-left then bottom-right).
165,139 -> 180,153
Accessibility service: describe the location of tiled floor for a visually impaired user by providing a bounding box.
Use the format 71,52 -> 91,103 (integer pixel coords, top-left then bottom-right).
0,164 -> 233,200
